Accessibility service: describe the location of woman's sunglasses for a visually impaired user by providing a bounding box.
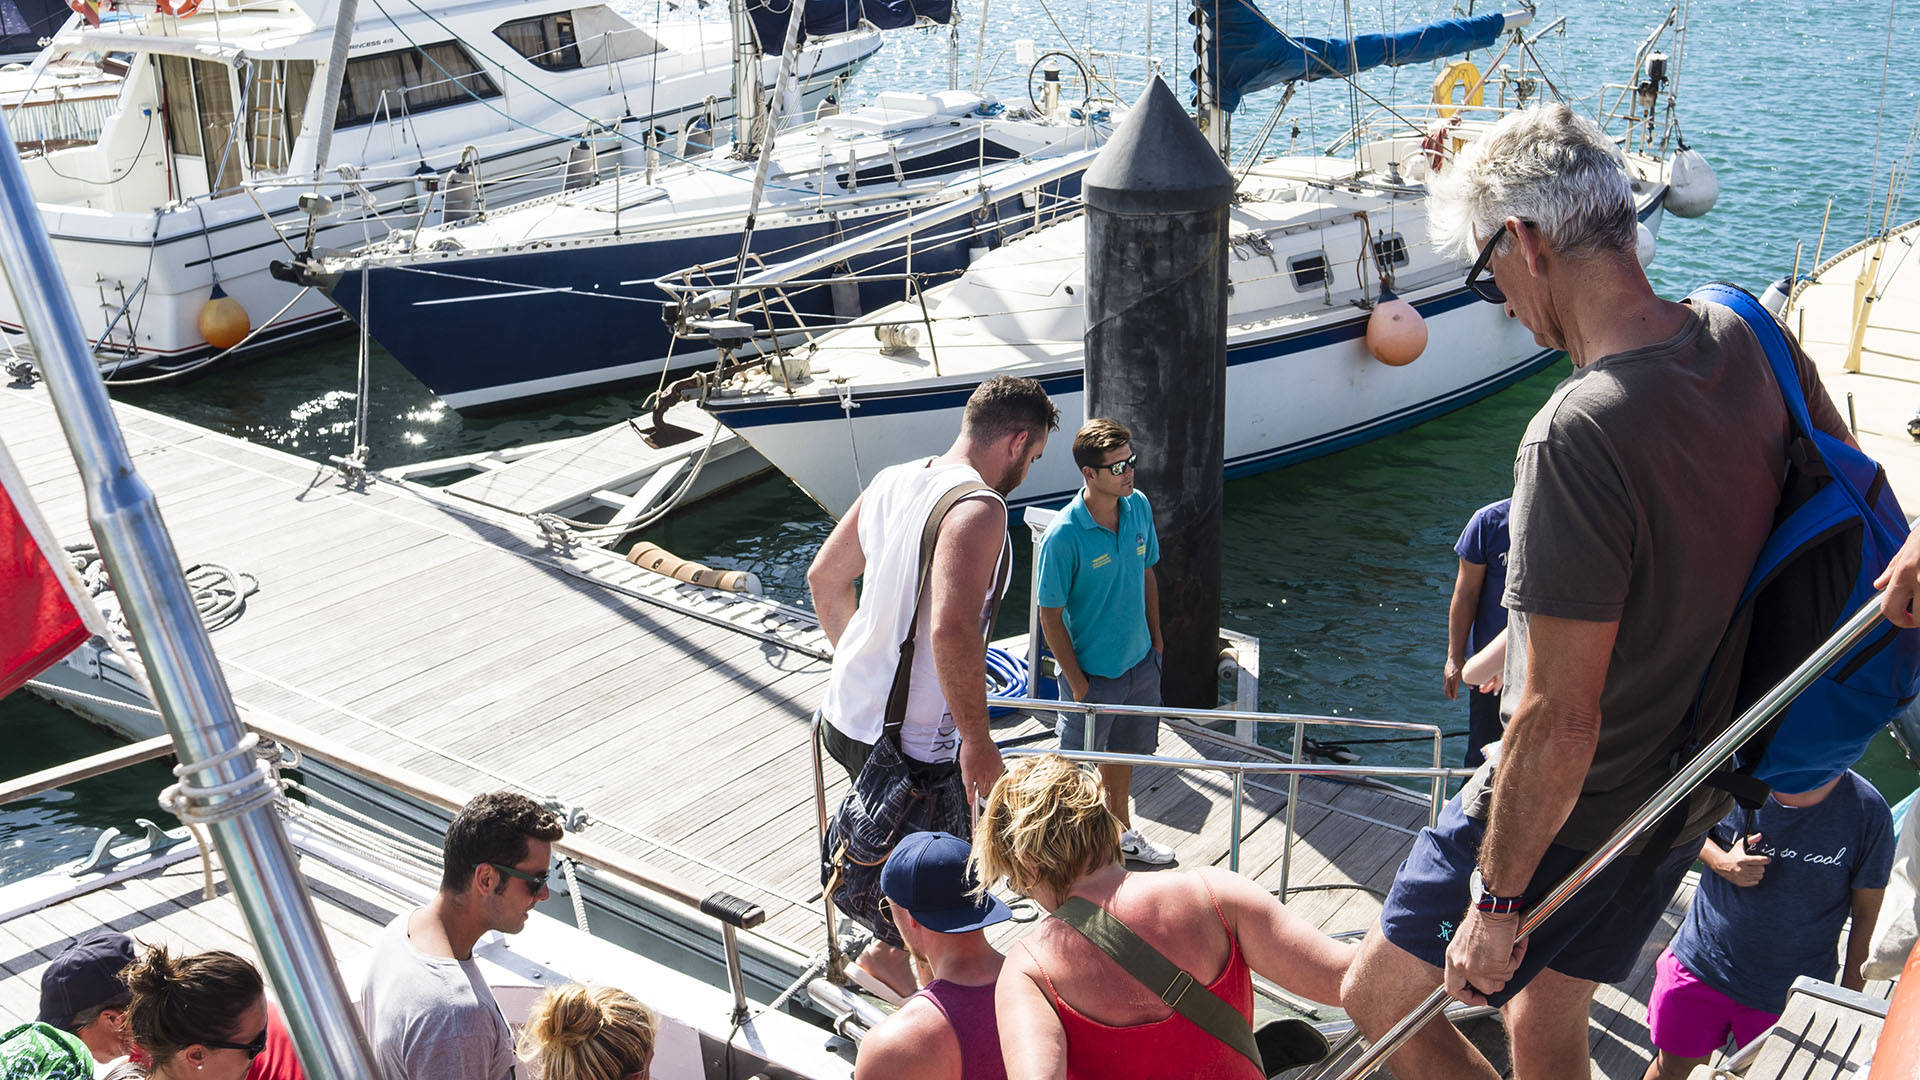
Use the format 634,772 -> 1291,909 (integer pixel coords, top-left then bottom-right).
205,1027 -> 269,1059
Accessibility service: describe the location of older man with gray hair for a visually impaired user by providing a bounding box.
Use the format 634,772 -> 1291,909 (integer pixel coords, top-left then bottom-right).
1340,104 -> 1849,1078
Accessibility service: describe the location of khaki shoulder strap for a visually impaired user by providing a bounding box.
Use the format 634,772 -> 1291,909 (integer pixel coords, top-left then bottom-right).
1052,897 -> 1263,1071
881,481 -> 1000,742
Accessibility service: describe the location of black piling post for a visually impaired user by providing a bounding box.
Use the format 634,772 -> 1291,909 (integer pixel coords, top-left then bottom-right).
1083,77 -> 1234,710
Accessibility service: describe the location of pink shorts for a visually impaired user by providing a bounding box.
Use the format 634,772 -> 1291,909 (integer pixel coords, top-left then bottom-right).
1647,948 -> 1780,1059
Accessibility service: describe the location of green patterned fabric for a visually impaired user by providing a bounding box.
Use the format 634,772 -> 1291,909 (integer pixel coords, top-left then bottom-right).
0,1022 -> 92,1080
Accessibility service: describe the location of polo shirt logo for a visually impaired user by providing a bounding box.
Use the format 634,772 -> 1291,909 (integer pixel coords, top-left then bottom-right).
1091,553 -> 1112,569
1135,532 -> 1146,555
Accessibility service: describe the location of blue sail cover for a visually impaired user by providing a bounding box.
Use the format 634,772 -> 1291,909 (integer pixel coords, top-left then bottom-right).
746,0 -> 953,55
1202,2 -> 1507,112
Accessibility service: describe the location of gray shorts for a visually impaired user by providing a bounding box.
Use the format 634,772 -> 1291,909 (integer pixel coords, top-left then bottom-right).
1057,651 -> 1162,755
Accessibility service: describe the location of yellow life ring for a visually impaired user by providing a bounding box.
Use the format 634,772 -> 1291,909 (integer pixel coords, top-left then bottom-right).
1432,60 -> 1483,119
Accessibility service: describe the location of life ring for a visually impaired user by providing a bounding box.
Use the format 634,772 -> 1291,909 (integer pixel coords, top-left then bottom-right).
155,0 -> 200,17
65,0 -> 103,27
1418,115 -> 1462,173
1432,60 -> 1483,120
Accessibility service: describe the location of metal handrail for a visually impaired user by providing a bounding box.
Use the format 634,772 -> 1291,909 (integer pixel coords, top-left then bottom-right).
1019,695 -> 1447,895
1310,596 -> 1890,1079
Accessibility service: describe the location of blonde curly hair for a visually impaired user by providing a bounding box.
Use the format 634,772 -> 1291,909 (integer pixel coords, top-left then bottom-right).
971,754 -> 1121,901
518,984 -> 657,1080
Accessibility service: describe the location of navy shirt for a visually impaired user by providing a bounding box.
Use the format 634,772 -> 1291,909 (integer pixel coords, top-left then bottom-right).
1454,499 -> 1511,655
1671,771 -> 1895,1013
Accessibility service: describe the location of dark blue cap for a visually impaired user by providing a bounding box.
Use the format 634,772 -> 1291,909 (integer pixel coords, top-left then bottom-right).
38,928 -> 135,1030
880,832 -> 1011,934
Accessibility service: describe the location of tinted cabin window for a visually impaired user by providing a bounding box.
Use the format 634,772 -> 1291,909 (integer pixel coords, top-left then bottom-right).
335,43 -> 501,128
1373,232 -> 1409,274
495,13 -> 583,71
1289,253 -> 1328,290
836,139 -> 1021,190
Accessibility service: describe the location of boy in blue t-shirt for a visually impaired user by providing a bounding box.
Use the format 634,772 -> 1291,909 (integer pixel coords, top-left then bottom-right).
1444,498 -> 1510,768
1035,418 -> 1170,865
1641,770 -> 1894,1079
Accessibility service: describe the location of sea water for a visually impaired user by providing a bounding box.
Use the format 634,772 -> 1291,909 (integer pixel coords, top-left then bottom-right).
4,0 -> 1918,884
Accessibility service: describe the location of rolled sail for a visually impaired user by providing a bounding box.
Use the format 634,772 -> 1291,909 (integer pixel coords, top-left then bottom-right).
1201,2 -> 1510,112
747,0 -> 953,54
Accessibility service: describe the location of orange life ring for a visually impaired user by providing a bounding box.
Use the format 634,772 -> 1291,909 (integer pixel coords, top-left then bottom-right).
156,0 -> 201,17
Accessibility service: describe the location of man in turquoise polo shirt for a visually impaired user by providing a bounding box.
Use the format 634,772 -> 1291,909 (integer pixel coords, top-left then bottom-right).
1036,418 -> 1173,865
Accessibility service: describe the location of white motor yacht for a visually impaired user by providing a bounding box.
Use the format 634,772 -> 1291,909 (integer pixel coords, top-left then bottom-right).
0,0 -> 877,376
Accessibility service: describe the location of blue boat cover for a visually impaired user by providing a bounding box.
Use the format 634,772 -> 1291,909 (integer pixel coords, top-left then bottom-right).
1200,1 -> 1507,112
747,0 -> 953,55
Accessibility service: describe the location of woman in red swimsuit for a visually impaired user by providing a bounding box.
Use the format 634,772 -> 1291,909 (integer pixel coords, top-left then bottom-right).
975,755 -> 1354,1080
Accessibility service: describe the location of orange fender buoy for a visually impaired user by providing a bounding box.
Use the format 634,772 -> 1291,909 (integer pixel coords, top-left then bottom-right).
1366,294 -> 1427,366
198,285 -> 250,351
1870,940 -> 1920,1079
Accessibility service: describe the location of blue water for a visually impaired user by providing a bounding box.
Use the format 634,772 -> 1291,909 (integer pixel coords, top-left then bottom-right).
5,0 -> 1919,881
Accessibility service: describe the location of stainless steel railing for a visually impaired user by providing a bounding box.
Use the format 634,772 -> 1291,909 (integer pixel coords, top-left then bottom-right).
1307,596 -> 1891,1079
1003,696 -> 1450,898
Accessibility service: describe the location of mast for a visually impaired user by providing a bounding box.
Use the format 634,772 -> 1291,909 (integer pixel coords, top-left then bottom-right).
729,0 -> 764,150
308,0 -> 359,176
1192,0 -> 1228,158
0,116 -> 381,1080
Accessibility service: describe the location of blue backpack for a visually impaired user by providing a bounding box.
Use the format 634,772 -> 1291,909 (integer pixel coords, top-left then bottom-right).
1687,281 -> 1920,801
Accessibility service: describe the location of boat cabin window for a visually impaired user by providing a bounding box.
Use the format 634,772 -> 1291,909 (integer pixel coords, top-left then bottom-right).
495,13 -> 582,71
836,139 -> 1022,189
158,55 -> 244,196
1288,253 -> 1328,290
570,5 -> 661,63
334,42 -> 501,128
1372,232 -> 1409,274
244,59 -> 315,173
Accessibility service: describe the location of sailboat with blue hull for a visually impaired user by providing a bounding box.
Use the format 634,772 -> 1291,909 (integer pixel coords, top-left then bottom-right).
298,0 -> 1107,414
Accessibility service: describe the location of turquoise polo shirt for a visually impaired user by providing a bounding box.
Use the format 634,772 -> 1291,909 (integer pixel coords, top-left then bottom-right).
1034,489 -> 1159,678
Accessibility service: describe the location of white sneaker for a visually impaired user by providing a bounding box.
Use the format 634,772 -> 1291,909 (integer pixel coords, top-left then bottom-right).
1120,828 -> 1176,866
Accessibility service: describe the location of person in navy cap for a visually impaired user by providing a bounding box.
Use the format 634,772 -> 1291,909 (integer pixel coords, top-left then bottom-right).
38,927 -> 138,1064
855,831 -> 1012,1080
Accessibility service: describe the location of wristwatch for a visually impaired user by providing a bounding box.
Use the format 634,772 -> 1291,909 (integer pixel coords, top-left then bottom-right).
1470,867 -> 1525,917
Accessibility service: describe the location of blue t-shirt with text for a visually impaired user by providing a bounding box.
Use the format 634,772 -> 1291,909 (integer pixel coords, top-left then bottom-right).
1035,490 -> 1159,679
1670,771 -> 1894,1013
1454,499 -> 1511,654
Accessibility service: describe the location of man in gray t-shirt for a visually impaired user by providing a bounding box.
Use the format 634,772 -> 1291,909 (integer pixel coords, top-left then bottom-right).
1342,105 -> 1848,1080
358,791 -> 563,1080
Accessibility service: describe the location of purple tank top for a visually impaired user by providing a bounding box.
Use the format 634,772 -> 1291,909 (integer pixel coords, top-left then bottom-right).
915,979 -> 1005,1080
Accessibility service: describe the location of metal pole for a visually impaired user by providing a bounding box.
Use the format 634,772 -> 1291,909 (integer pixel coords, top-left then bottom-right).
1229,770 -> 1244,872
0,117 -> 380,1080
1315,597 -> 1888,1080
722,924 -> 751,1024
1281,720 -> 1302,898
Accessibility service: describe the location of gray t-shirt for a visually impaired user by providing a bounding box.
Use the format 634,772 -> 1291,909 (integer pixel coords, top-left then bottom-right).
357,912 -> 518,1080
1496,300 -> 1847,852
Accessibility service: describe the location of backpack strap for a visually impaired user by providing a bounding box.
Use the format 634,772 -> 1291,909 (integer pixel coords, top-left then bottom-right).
1051,897 -> 1264,1072
1690,281 -> 1816,441
880,480 -> 1001,746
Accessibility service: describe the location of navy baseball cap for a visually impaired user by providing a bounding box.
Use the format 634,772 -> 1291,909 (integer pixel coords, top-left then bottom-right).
880,832 -> 1011,934
38,928 -> 135,1030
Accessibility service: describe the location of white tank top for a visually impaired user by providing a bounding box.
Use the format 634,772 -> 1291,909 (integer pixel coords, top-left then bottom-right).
820,458 -> 1011,763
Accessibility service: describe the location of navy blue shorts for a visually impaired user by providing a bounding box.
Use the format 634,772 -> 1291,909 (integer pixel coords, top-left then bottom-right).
1379,794 -> 1696,1007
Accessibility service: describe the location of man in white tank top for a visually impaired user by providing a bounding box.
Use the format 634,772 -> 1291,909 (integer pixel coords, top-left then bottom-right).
809,375 -> 1059,999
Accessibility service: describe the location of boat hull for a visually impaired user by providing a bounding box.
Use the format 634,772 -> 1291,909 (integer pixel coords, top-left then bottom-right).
327,174 -> 1085,413
708,285 -> 1561,516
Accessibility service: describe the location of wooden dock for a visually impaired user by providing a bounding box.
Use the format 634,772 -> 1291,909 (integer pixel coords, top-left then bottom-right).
4,379 -> 1886,1077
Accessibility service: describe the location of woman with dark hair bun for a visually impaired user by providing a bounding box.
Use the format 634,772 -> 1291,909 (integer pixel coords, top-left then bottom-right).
106,945 -> 267,1080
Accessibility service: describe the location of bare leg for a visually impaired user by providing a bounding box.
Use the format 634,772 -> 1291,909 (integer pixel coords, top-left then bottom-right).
1640,1050 -> 1708,1080
1504,966 -> 1596,1080
857,941 -> 918,998
1099,763 -> 1133,829
1342,924 -> 1501,1080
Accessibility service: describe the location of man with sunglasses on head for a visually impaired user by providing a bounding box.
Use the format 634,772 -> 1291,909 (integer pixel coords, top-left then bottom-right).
1340,104 -> 1849,1079
1035,418 -> 1173,866
359,791 -> 563,1080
